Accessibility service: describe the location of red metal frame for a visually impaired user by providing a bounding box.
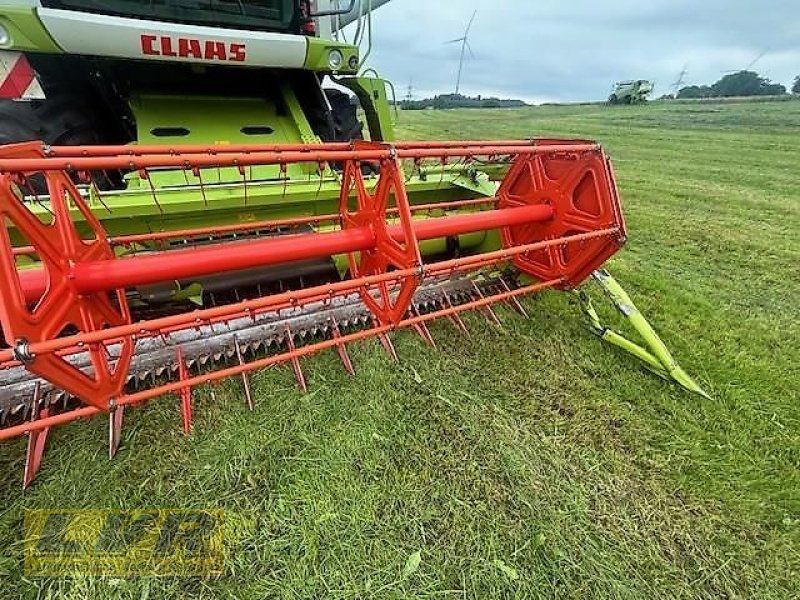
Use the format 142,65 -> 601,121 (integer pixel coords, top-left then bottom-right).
499,151 -> 627,287
0,141 -> 599,173
340,149 -> 422,326
0,139 -> 626,458
1,228 -> 618,362
0,277 -> 563,442
0,149 -> 133,411
40,139 -> 591,159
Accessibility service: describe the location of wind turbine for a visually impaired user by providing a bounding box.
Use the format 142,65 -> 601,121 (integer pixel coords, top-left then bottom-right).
722,50 -> 768,74
446,10 -> 477,96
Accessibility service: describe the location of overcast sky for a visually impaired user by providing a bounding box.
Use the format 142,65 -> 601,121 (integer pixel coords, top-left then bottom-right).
344,0 -> 800,103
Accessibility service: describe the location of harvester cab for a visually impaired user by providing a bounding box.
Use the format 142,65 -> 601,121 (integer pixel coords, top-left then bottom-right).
0,0 -> 706,486
0,1 -> 390,156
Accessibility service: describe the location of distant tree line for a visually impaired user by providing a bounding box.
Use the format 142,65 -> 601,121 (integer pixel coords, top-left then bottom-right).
676,71 -> 787,99
400,93 -> 527,110
794,75 -> 800,95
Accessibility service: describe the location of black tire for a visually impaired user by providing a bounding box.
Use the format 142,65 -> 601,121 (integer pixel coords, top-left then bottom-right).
608,94 -> 618,105
324,89 -> 364,142
0,91 -> 125,191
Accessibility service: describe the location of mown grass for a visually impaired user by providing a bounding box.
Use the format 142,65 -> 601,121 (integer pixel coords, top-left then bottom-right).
1,100 -> 798,598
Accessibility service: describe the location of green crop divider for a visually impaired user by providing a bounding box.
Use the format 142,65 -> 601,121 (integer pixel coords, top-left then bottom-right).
577,269 -> 709,398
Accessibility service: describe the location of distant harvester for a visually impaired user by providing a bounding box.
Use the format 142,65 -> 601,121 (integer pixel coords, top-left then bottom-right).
609,80 -> 655,104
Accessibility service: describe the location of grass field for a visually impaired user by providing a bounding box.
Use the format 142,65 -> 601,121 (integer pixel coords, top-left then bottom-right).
1,100 -> 798,599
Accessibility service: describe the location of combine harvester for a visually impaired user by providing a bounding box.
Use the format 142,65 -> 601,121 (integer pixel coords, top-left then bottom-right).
608,80 -> 655,105
0,1 -> 705,486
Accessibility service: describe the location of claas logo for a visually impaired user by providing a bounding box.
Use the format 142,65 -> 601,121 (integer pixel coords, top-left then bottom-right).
24,509 -> 224,576
141,34 -> 246,62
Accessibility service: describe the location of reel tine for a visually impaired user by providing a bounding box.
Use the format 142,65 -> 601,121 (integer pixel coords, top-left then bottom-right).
413,322 -> 437,348
23,383 -> 49,489
238,165 -> 249,206
499,277 -> 529,319
193,167 -> 208,206
108,405 -> 124,460
372,318 -> 399,362
177,347 -> 193,434
409,306 -> 436,348
314,162 -> 325,200
378,333 -> 399,362
234,335 -> 254,411
471,280 -> 502,326
284,324 -> 308,393
331,316 -> 355,376
281,163 -> 288,201
140,168 -> 164,214
441,292 -> 470,336
89,178 -> 114,215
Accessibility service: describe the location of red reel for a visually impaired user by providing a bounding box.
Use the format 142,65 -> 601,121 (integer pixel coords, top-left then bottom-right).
0,144 -> 132,410
339,144 -> 422,326
499,145 -> 626,287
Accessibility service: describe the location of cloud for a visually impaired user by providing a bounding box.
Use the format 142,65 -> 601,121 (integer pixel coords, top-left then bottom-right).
345,0 -> 800,102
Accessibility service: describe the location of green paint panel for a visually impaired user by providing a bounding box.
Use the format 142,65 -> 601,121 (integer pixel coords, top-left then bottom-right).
130,93 -> 314,186
0,6 -> 61,52
340,76 -> 395,142
304,38 -> 359,74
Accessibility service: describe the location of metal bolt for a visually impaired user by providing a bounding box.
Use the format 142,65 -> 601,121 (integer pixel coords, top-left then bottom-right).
13,339 -> 34,364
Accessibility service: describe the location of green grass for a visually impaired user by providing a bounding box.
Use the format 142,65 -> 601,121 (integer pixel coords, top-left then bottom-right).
2,100 -> 798,598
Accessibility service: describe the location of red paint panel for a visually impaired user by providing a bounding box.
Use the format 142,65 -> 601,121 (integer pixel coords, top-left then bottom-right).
0,55 -> 35,99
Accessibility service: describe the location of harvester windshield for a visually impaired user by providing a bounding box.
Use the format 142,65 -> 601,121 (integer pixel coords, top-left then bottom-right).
42,0 -> 299,32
